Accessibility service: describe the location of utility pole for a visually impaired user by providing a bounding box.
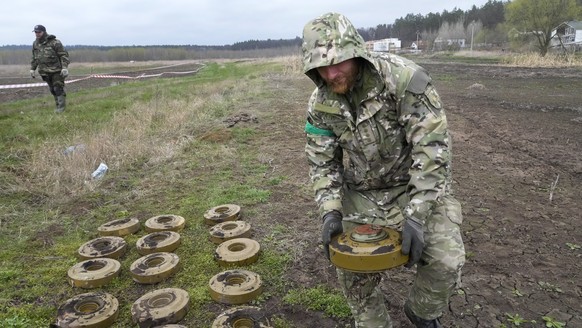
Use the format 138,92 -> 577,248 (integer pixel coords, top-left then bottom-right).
470,22 -> 475,53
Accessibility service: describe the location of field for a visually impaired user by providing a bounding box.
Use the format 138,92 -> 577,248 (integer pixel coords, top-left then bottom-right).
0,55 -> 581,328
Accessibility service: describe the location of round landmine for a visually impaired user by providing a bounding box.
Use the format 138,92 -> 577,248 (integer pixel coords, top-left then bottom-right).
208,269 -> 263,304
67,258 -> 121,289
145,214 -> 186,232
204,204 -> 241,225
97,217 -> 140,236
55,292 -> 119,328
209,220 -> 251,244
136,231 -> 181,255
329,224 -> 409,273
214,238 -> 260,267
212,306 -> 272,328
130,252 -> 180,284
131,288 -> 190,327
77,236 -> 128,260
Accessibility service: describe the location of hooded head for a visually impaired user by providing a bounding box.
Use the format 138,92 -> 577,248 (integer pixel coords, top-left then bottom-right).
301,12 -> 371,82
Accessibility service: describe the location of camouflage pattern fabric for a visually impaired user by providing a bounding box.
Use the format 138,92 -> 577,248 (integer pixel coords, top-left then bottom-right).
337,268 -> 392,328
31,34 -> 69,75
303,12 -> 451,225
302,12 -> 465,325
406,195 -> 464,320
31,33 -> 69,99
302,12 -> 371,73
41,73 -> 66,97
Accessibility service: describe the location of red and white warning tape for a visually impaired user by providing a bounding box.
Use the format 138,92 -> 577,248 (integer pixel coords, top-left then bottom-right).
0,68 -> 202,90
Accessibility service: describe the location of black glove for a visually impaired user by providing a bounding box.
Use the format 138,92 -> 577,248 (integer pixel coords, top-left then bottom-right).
401,219 -> 425,268
321,210 -> 343,260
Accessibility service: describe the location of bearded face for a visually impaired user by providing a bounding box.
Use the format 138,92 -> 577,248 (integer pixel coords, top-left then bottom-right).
316,58 -> 359,94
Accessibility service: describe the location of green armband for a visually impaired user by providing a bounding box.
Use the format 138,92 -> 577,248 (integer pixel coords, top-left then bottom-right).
305,121 -> 334,137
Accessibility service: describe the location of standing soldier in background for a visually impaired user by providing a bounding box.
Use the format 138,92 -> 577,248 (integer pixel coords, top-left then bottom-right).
30,24 -> 70,113
302,12 -> 465,327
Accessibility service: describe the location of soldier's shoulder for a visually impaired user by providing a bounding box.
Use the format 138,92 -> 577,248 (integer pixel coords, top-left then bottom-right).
370,53 -> 430,96
406,67 -> 431,94
48,36 -> 65,47
46,35 -> 61,43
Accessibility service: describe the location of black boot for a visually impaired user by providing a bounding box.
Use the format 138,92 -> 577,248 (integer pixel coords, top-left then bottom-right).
404,303 -> 442,328
55,95 -> 66,113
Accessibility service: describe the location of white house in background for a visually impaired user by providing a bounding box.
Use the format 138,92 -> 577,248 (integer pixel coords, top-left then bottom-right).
372,38 -> 401,52
551,21 -> 582,51
433,38 -> 467,51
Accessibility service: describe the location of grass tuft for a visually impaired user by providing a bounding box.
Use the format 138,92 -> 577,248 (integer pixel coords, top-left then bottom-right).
283,285 -> 351,319
502,52 -> 582,67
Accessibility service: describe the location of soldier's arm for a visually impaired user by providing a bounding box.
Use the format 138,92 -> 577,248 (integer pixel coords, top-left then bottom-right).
399,72 -> 451,225
30,45 -> 38,70
304,91 -> 344,217
54,40 -> 70,68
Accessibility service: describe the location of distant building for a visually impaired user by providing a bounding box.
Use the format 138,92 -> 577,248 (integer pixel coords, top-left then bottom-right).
433,38 -> 466,51
410,40 -> 427,51
369,38 -> 401,52
551,21 -> 582,51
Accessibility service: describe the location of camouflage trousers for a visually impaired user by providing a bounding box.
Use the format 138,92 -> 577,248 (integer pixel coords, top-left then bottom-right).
337,188 -> 465,327
41,72 -> 66,97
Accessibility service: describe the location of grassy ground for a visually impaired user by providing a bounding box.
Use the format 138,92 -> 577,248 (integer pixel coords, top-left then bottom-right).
0,57 -> 348,327
3,52 -> 580,327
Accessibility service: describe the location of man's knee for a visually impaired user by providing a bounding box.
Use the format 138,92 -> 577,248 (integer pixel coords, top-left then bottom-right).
421,242 -> 465,282
53,85 -> 65,96
337,268 -> 383,297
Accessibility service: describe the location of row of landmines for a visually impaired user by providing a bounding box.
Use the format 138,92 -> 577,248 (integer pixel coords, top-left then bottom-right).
54,204 -> 271,328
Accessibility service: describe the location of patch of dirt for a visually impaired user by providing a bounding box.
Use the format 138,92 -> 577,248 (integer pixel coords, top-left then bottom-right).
4,60 -> 581,327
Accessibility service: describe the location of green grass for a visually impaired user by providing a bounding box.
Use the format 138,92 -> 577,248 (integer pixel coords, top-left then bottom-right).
0,58 -> 306,327
283,285 -> 351,319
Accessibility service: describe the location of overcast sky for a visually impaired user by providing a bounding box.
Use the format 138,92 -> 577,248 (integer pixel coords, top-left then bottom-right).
2,0 -> 492,46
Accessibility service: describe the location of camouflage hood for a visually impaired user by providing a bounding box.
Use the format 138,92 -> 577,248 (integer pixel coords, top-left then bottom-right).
301,12 -> 372,84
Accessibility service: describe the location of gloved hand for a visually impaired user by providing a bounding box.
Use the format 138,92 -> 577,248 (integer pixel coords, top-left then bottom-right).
401,219 -> 425,268
321,210 -> 343,260
60,68 -> 69,77
30,70 -> 36,78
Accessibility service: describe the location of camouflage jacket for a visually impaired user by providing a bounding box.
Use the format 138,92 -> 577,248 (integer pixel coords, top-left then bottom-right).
302,13 -> 453,225
31,34 -> 69,75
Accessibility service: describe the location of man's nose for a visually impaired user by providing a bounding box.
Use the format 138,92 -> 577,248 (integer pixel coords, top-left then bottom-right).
325,65 -> 341,79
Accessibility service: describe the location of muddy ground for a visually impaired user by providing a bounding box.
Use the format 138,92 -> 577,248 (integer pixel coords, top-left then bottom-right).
250,60 -> 582,328
1,59 -> 581,327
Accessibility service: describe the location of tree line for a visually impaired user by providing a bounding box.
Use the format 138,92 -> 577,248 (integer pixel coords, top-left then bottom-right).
357,0 -> 505,43
358,0 -> 581,56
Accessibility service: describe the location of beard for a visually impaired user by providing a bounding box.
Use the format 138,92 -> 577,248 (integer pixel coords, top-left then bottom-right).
328,77 -> 350,94
326,67 -> 358,94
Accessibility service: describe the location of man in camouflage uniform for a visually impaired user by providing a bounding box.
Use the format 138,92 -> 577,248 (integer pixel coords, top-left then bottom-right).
30,24 -> 70,113
302,13 -> 465,328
